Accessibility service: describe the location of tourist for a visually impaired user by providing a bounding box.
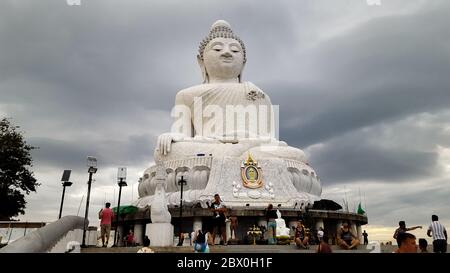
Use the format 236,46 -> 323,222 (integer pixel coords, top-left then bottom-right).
393,221 -> 422,246
317,227 -> 324,243
137,236 -> 154,253
176,231 -> 185,246
294,220 -> 309,249
395,233 -> 417,253
193,229 -> 210,253
98,202 -> 115,247
362,230 -> 369,245
124,229 -> 135,247
317,235 -> 332,253
210,193 -> 227,246
337,222 -> 359,250
229,214 -> 238,241
266,204 -> 277,245
418,238 -> 428,253
427,214 -> 447,253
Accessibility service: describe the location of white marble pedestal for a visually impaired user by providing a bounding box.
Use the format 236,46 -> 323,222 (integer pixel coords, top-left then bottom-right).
146,223 -> 174,247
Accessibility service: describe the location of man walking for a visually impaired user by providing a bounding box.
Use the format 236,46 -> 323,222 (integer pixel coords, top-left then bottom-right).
99,202 -> 115,247
427,214 -> 447,253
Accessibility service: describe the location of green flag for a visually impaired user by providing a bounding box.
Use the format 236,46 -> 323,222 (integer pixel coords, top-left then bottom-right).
357,202 -> 365,215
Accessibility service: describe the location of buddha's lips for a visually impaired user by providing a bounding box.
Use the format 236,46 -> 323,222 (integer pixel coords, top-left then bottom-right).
221,56 -> 233,62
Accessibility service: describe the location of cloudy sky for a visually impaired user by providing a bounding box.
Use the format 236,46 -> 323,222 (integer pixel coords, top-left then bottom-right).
1,0 -> 449,242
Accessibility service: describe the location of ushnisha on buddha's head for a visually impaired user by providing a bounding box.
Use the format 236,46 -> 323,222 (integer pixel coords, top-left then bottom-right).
197,20 -> 246,83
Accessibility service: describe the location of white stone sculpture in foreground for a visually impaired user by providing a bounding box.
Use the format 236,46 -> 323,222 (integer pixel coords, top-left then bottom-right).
146,162 -> 174,246
275,210 -> 290,237
134,20 -> 322,211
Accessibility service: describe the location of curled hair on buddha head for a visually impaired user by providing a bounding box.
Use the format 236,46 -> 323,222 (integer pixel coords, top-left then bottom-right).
198,20 -> 247,64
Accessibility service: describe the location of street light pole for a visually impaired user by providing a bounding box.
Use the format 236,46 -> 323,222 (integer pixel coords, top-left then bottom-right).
58,170 -> 72,219
58,182 -> 72,219
81,156 -> 97,248
177,176 -> 187,246
81,171 -> 94,247
113,167 -> 127,247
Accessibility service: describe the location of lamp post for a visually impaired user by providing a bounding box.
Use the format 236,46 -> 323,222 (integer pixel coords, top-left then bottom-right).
58,170 -> 73,219
113,167 -> 127,247
81,156 -> 97,248
177,175 -> 187,246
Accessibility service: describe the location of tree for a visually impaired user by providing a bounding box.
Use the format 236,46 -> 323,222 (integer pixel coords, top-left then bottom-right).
0,118 -> 39,220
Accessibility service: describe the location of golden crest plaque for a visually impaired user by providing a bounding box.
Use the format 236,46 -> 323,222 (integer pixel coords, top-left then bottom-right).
241,153 -> 263,189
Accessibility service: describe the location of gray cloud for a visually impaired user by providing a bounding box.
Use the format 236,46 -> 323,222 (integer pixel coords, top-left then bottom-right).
274,2 -> 450,147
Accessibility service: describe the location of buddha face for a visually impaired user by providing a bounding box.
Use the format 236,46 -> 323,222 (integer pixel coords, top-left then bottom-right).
203,38 -> 244,82
248,168 -> 255,180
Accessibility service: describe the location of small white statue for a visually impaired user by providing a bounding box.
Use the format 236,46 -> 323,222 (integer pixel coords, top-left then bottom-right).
275,209 -> 290,237
150,162 -> 172,223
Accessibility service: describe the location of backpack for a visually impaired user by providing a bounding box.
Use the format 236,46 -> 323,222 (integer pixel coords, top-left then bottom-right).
196,230 -> 206,244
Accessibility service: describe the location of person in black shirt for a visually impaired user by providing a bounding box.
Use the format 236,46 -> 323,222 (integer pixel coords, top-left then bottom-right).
266,204 -> 277,244
295,220 -> 310,249
362,230 -> 369,245
338,222 -> 359,249
210,194 -> 227,246
393,221 -> 422,246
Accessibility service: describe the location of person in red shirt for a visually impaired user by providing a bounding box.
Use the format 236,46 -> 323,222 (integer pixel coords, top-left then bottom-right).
99,202 -> 115,247
124,230 -> 136,246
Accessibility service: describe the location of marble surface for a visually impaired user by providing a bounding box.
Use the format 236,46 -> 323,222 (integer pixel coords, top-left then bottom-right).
133,20 -> 322,211
146,223 -> 174,247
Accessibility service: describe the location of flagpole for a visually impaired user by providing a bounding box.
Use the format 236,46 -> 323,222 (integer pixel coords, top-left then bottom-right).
364,190 -> 367,214
359,187 -> 361,204
344,186 -> 348,212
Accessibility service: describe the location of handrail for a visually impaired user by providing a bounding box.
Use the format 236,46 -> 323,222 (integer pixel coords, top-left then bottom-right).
0,216 -> 87,253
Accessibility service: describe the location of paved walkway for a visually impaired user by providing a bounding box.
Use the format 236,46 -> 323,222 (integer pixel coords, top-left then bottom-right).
81,244 -> 379,253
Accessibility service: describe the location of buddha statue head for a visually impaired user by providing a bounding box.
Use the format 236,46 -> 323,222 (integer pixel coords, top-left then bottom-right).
198,20 -> 246,83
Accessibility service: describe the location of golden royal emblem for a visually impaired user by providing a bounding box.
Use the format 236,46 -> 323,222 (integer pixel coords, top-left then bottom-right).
241,153 -> 263,189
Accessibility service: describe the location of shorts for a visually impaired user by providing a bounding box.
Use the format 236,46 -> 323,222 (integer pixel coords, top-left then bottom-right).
433,239 -> 447,253
101,224 -> 111,239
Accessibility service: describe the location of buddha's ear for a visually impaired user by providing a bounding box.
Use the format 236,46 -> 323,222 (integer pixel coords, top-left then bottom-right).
238,63 -> 245,83
197,55 -> 209,83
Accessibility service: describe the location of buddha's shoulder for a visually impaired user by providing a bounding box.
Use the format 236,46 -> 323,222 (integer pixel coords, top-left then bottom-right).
245,81 -> 266,93
175,82 -> 269,100
176,84 -> 209,98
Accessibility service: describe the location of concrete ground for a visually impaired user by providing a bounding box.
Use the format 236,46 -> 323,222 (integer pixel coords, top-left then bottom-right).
81,244 -> 384,253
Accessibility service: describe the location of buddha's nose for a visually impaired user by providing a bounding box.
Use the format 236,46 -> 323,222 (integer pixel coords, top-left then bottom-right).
221,52 -> 232,58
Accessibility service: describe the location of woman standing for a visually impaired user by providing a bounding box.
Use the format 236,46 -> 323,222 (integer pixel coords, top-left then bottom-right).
266,204 -> 277,245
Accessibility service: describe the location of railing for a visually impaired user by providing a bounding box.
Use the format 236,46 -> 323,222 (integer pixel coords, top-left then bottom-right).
0,216 -> 88,253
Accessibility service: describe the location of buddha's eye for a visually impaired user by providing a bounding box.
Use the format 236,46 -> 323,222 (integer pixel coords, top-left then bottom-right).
212,45 -> 223,51
230,45 -> 240,53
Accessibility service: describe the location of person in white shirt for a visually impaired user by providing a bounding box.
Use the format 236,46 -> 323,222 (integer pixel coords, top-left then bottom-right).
317,227 -> 324,243
427,214 -> 447,253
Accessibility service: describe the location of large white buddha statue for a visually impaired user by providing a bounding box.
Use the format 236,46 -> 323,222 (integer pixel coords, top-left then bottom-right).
135,20 -> 321,210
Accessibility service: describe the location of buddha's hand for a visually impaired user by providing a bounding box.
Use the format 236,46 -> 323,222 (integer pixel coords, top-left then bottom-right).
156,133 -> 185,155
